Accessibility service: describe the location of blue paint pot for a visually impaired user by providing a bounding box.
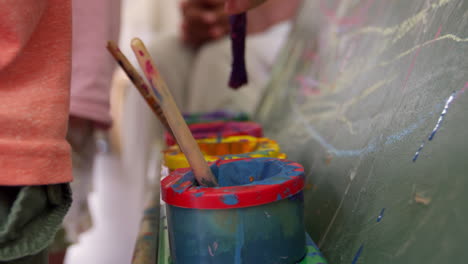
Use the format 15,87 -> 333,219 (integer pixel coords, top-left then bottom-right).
161,158 -> 306,263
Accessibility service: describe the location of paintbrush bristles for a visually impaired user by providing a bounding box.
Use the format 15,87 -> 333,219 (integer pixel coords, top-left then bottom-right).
106,41 -> 173,136
130,38 -> 218,187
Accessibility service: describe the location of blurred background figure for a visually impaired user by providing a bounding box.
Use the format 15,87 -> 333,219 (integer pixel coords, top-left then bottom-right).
48,0 -> 121,263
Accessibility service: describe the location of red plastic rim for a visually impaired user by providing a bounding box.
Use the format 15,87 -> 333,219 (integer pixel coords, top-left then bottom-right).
165,121 -> 263,146
161,158 -> 305,209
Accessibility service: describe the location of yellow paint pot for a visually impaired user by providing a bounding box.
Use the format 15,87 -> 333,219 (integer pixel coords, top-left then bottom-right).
163,135 -> 286,171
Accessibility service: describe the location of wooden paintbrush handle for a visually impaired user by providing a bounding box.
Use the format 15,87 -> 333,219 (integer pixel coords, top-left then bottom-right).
131,38 -> 218,187
106,41 -> 174,137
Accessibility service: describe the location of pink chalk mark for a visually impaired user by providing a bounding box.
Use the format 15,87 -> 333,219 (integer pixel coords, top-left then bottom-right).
402,24 -> 443,91
304,50 -> 317,61
460,82 -> 468,94
402,46 -> 422,91
296,76 -> 321,95
296,76 -> 320,87
434,25 -> 442,39
320,0 -> 374,26
208,242 -> 218,257
208,246 -> 214,257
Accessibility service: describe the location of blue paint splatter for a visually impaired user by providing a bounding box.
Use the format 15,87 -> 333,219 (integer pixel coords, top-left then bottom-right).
216,158 -> 303,187
412,142 -> 425,162
171,171 -> 196,193
277,194 -> 282,201
413,89 -> 463,162
377,208 -> 385,222
352,244 -> 364,264
149,79 -> 163,102
428,91 -> 456,141
194,192 -> 204,198
222,194 -> 239,205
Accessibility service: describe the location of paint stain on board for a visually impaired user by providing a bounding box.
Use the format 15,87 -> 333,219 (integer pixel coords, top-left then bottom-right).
145,60 -> 156,75
221,194 -> 239,205
377,208 -> 385,222
413,83 -> 467,162
208,241 -> 218,257
414,193 -> 431,205
149,79 -> 163,102
351,244 -> 364,264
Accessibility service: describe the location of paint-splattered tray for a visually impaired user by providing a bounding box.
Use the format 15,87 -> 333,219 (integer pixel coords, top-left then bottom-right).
157,204 -> 328,264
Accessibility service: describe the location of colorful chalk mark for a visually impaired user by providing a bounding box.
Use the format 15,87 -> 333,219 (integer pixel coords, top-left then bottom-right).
222,194 -> 239,205
320,0 -> 374,26
413,82 -> 467,162
351,245 -> 364,264
208,241 -> 218,257
377,208 -> 385,222
296,76 -> 321,96
414,193 -> 431,205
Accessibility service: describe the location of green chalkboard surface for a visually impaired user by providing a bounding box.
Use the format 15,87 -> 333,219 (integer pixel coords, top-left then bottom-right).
256,0 -> 468,263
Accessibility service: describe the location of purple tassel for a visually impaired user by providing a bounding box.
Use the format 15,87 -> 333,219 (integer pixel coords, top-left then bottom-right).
228,13 -> 248,89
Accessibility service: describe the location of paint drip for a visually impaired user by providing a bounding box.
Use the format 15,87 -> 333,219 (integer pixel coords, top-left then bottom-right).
228,13 -> 248,89
413,85 -> 465,162
377,208 -> 385,222
351,245 -> 364,264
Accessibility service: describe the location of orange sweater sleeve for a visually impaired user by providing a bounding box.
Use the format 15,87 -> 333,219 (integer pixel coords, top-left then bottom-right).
0,0 -> 73,185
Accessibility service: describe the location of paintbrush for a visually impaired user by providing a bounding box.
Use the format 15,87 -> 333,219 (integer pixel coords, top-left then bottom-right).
106,41 -> 174,138
131,38 -> 218,187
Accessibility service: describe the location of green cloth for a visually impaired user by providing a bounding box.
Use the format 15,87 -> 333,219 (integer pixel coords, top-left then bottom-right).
0,250 -> 48,264
0,184 -> 72,263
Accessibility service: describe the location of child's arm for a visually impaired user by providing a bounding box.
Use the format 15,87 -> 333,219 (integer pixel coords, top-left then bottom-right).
0,0 -> 47,69
0,0 -> 72,186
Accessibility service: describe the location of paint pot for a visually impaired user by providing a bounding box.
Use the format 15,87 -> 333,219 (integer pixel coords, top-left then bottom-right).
165,121 -> 263,146
161,158 -> 306,264
183,110 -> 249,125
164,135 -> 286,171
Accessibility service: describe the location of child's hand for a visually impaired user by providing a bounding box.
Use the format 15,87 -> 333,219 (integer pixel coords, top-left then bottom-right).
224,0 -> 267,14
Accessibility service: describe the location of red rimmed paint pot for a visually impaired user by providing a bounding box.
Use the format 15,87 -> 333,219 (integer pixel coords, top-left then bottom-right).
165,121 -> 263,146
161,158 -> 306,264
